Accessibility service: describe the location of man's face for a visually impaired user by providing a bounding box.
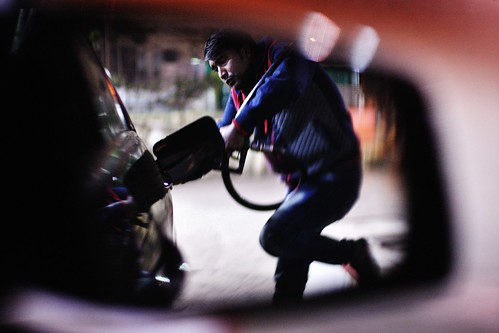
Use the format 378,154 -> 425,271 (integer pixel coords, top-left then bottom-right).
208,48 -> 252,91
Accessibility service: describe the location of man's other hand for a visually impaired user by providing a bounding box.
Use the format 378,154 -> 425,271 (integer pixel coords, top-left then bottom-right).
220,123 -> 245,151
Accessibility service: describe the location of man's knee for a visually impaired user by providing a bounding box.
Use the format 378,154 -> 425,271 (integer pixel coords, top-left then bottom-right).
259,223 -> 282,256
259,222 -> 300,257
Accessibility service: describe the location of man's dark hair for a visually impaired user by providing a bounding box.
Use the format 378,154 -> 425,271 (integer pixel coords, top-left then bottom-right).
204,29 -> 257,61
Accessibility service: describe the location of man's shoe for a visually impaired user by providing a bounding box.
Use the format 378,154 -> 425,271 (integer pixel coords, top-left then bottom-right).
348,238 -> 381,288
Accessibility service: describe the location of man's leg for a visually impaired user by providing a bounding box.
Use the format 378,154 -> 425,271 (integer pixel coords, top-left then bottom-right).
272,257 -> 311,304
260,167 -> 378,302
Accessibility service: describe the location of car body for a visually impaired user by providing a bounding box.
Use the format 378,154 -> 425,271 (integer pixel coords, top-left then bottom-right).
1,7 -> 185,307
1,0 -> 498,332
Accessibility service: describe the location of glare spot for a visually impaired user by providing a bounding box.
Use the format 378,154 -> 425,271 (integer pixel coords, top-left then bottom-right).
299,11 -> 340,62
349,25 -> 380,73
155,275 -> 171,284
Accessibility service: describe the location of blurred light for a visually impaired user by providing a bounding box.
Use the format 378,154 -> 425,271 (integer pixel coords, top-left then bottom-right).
190,57 -> 202,65
104,67 -> 112,78
349,25 -> 380,73
155,275 -> 171,284
299,11 -> 340,62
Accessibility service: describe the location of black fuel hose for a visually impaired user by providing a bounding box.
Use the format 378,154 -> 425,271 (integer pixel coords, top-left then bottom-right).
220,152 -> 282,211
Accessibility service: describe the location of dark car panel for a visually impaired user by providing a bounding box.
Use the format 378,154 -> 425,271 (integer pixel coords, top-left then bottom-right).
2,9 -> 184,306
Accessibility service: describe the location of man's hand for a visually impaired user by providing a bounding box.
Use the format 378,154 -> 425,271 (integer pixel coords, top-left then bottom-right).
219,122 -> 245,151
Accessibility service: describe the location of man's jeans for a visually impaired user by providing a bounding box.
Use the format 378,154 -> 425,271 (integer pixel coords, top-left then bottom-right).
259,164 -> 362,302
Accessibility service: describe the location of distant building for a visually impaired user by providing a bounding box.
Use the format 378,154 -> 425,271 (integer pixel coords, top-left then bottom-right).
104,29 -> 207,90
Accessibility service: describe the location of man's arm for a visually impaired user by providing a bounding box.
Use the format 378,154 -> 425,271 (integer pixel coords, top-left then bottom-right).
217,96 -> 237,128
219,121 -> 245,151
234,44 -> 317,135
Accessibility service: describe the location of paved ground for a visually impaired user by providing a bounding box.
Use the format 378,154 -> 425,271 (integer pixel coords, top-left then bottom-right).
169,164 -> 408,312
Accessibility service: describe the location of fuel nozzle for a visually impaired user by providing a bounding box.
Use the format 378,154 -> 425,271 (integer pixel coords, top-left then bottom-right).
225,137 -> 250,174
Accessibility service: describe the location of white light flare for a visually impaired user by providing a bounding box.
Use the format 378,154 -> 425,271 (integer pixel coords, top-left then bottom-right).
299,11 -> 340,62
349,25 -> 380,73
